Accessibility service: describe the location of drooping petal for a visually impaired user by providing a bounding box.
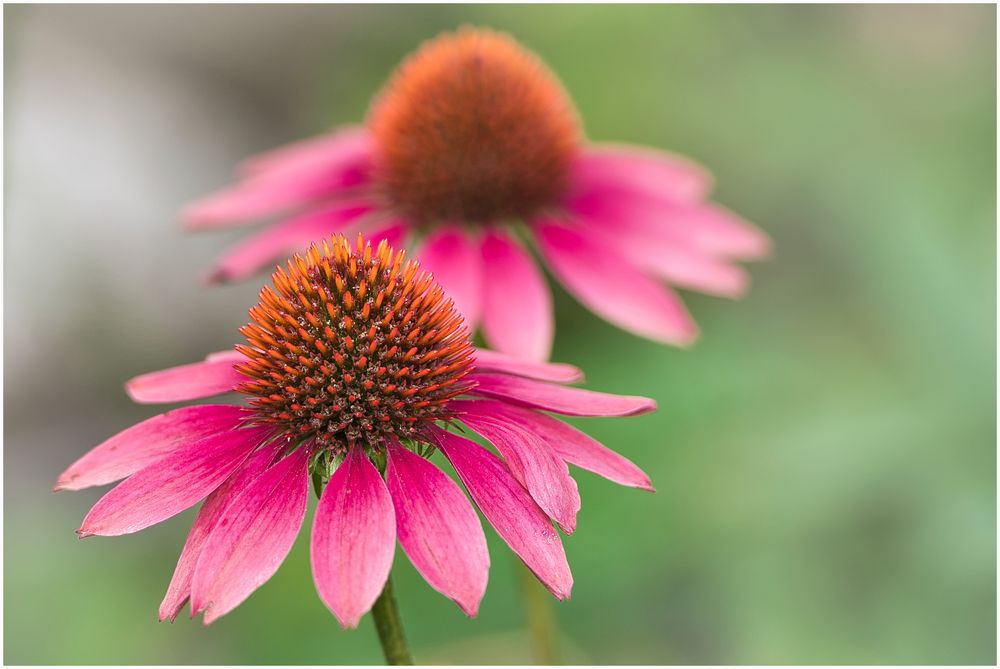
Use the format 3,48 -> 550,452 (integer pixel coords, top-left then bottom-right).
661,202 -> 772,261
453,400 -> 580,534
469,372 -> 656,417
191,446 -> 311,624
468,400 -> 653,491
432,427 -> 573,599
126,356 -> 245,404
182,182 -> 329,231
607,228 -> 750,298
237,126 -> 371,180
183,129 -> 373,230
570,144 -> 714,204
207,202 -> 375,282
472,348 -> 583,384
578,214 -> 751,297
182,175 -> 358,232
311,447 -> 396,629
77,426 -> 269,537
480,228 -> 554,362
159,442 -> 282,622
569,184 -> 770,262
385,443 -> 489,616
417,225 -> 483,330
533,219 -> 698,346
56,405 -> 245,491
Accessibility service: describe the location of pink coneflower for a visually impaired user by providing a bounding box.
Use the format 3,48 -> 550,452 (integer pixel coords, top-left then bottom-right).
57,235 -> 655,628
184,27 -> 771,362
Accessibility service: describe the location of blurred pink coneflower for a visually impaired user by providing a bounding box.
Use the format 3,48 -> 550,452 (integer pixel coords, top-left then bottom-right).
184,27 -> 770,361
57,235 -> 655,628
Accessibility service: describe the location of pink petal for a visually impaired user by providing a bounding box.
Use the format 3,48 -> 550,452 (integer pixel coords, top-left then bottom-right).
77,426 -> 269,537
182,175 -> 356,232
159,441 -> 282,622
569,185 -> 770,262
385,443 -> 489,616
417,226 -> 483,330
662,203 -> 772,261
126,356 -> 245,404
472,401 -> 653,491
207,202 -> 374,282
578,216 -> 750,298
432,427 -> 572,599
183,128 -> 373,230
56,405 -> 245,492
626,243 -> 749,298
452,400 -> 580,534
480,229 -> 554,362
472,348 -> 583,384
570,144 -> 714,204
238,126 -> 370,180
191,446 -> 311,624
533,219 -> 699,346
469,372 -> 656,417
311,447 -> 396,629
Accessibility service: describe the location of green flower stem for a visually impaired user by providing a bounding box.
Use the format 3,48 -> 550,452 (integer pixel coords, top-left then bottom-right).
371,575 -> 414,665
516,560 -> 561,664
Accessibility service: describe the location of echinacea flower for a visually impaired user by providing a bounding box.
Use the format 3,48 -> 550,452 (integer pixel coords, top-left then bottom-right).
57,235 -> 655,627
184,27 -> 771,362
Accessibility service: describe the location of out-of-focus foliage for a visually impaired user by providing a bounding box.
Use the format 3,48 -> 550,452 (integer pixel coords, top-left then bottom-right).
5,4 -> 995,664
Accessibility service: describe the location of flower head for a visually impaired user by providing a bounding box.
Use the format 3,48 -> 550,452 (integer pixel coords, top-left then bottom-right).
58,234 -> 655,628
368,28 -> 580,223
236,236 -> 474,450
184,27 -> 771,362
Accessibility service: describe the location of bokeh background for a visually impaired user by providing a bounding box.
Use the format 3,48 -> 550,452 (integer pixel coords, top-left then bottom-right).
4,4 -> 996,665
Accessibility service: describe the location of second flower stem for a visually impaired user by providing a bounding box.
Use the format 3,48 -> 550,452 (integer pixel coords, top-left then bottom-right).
517,560 -> 561,664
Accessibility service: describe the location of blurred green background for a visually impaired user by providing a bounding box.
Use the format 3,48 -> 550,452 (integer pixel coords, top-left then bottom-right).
4,4 -> 995,665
